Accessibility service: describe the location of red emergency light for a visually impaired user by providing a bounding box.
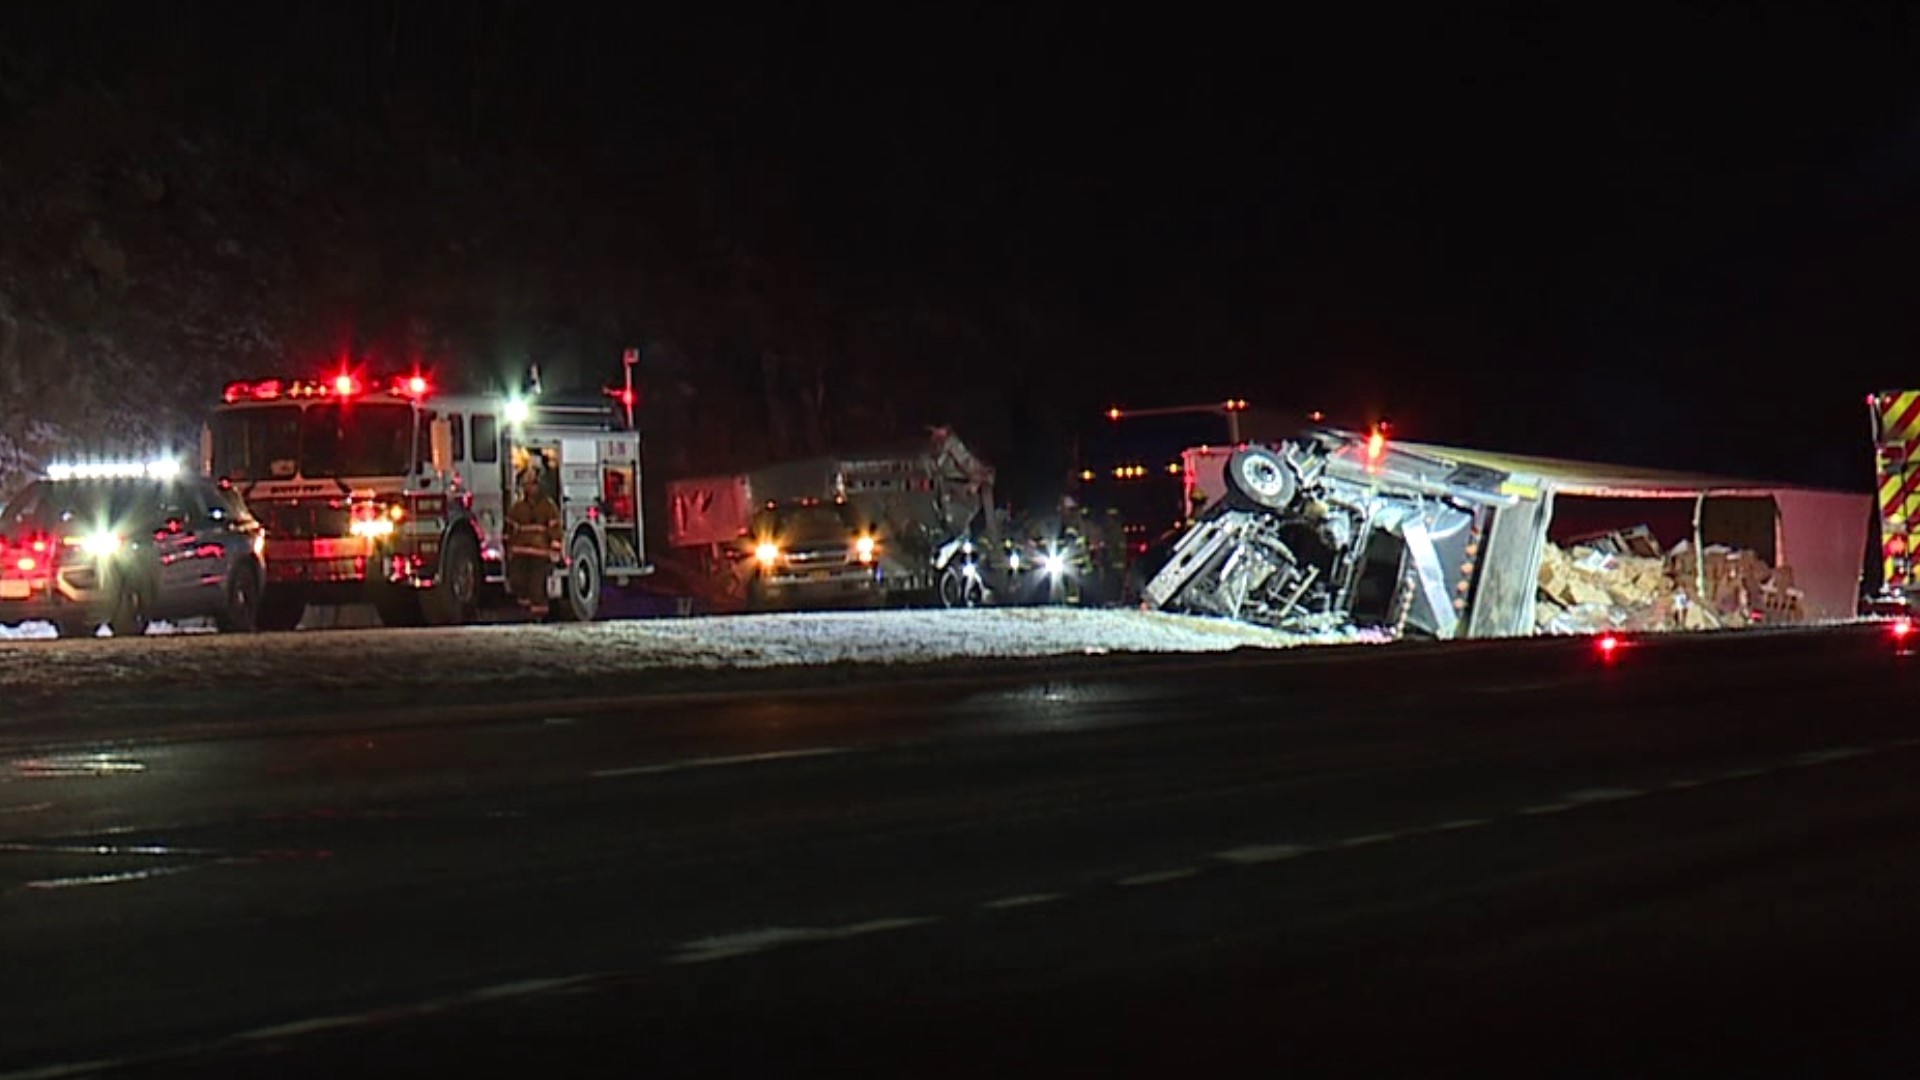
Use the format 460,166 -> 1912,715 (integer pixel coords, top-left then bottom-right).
1888,535 -> 1909,558
225,379 -> 286,403
1892,618 -> 1913,642
389,374 -> 432,399
1106,407 -> 1123,422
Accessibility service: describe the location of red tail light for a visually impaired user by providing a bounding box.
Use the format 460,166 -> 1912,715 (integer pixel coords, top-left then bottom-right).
1892,618 -> 1913,642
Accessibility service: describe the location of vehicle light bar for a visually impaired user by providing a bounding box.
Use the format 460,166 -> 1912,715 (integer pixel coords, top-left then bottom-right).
47,460 -> 179,481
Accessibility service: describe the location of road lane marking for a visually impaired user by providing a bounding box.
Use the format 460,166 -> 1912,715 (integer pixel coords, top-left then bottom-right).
1564,787 -> 1643,804
0,802 -> 52,815
592,746 -> 854,779
1791,747 -> 1869,767
23,865 -> 196,890
1887,736 -> 1920,749
1215,843 -> 1312,865
0,1058 -> 131,1080
981,892 -> 1065,909
1714,767 -> 1772,782
1337,832 -> 1401,848
1117,867 -> 1198,886
464,975 -> 603,1001
1518,803 -> 1572,816
671,916 -> 939,964
0,841 -> 223,858
1423,818 -> 1489,832
238,1016 -> 367,1041
9,754 -> 147,778
542,716 -> 577,727
1665,778 -> 1707,791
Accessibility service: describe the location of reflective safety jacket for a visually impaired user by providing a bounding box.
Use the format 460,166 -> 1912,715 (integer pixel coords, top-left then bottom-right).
506,494 -> 563,559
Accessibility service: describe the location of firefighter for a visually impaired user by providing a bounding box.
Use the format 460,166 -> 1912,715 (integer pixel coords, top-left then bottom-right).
506,464 -> 563,618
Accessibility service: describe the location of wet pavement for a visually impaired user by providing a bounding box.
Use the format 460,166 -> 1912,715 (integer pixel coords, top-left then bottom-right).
3,624 -> 1920,1075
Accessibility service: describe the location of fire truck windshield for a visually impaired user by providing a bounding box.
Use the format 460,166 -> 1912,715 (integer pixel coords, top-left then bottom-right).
212,403 -> 413,480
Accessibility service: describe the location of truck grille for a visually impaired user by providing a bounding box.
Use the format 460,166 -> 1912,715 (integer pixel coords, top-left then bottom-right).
784,545 -> 851,568
254,501 -> 351,540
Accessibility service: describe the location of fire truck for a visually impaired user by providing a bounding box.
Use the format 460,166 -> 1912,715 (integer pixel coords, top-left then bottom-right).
203,370 -> 648,629
1870,390 -> 1920,608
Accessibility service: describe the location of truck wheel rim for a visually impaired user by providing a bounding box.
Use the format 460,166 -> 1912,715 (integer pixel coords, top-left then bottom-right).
1241,457 -> 1287,498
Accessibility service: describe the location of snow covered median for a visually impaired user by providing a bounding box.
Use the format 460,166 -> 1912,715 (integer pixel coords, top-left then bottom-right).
0,608 -> 1391,727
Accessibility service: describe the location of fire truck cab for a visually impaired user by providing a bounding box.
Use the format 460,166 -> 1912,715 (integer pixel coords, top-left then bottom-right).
206,371 -> 648,629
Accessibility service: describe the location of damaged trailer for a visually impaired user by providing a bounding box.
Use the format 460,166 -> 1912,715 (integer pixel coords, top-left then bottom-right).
1145,429 -> 1871,639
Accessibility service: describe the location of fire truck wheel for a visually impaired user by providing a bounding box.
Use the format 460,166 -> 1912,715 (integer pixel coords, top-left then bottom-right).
1222,446 -> 1297,512
370,582 -> 422,628
421,532 -> 479,626
554,534 -> 601,622
215,566 -> 261,633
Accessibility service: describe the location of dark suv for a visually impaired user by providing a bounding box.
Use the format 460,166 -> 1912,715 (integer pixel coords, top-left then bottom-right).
0,473 -> 266,637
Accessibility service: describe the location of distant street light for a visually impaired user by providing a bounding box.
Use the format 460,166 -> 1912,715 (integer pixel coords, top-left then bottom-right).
1103,399 -> 1250,443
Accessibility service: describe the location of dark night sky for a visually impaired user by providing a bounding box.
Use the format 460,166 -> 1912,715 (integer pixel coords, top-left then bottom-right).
537,8 -> 1920,487
13,5 -> 1920,491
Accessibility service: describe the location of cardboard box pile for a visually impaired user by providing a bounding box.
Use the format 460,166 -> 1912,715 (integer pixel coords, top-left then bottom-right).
1534,530 -> 1804,634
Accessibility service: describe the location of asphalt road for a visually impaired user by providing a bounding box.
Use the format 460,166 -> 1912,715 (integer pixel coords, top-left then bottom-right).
4,625 -> 1920,1076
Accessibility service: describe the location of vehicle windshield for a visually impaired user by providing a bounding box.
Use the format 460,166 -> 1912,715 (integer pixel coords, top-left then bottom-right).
212,403 -> 414,480
0,481 -> 156,536
756,504 -> 862,543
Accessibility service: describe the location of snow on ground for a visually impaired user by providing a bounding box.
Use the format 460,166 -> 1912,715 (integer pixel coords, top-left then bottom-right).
0,608 -> 1377,710
0,619 -> 215,641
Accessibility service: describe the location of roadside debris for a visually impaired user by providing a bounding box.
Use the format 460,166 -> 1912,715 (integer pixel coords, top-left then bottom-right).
1534,533 -> 1804,634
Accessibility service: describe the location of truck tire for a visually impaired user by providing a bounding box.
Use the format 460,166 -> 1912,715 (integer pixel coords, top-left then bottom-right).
258,592 -> 305,631
215,565 -> 261,633
421,531 -> 479,626
105,579 -> 151,638
369,580 -> 422,628
1222,446 -> 1297,512
553,533 -> 601,622
937,562 -> 986,608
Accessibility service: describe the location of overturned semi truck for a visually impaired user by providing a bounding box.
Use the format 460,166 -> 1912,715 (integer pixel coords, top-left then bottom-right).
1144,427 -> 1872,639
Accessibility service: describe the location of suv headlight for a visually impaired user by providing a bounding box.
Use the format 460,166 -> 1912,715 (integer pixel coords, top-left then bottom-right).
82,531 -> 123,557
